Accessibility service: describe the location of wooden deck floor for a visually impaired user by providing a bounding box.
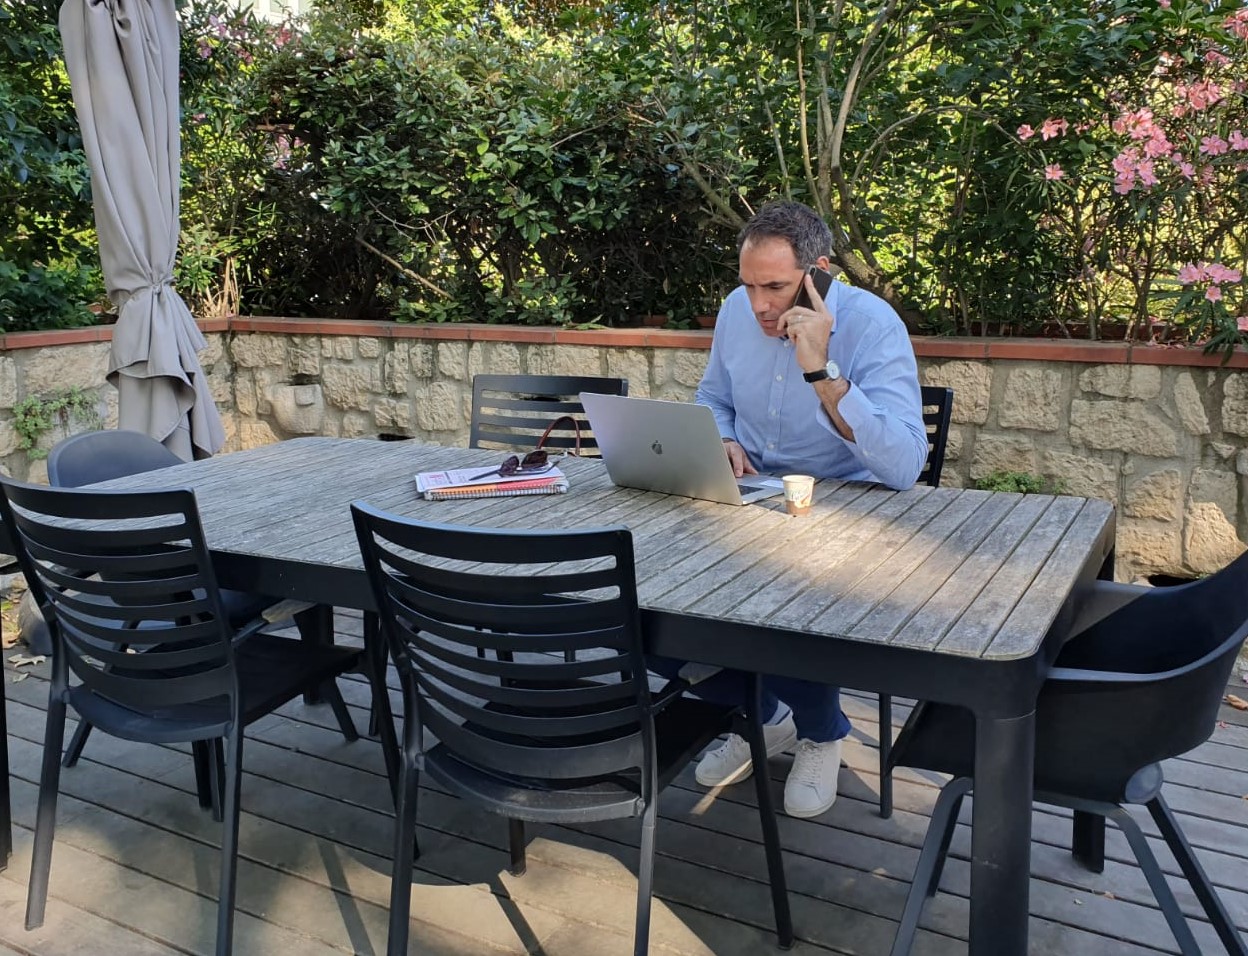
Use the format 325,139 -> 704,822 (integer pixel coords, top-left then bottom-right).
0,610 -> 1245,956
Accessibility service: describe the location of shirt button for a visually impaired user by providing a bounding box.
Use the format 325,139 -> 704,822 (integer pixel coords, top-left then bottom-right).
767,442 -> 775,449
775,374 -> 783,381
769,410 -> 777,418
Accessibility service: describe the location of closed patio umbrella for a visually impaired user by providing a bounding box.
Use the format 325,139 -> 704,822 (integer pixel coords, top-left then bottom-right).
59,0 -> 225,460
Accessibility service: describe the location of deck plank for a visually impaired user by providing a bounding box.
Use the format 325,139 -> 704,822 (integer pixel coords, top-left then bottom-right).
1,617 -> 1245,955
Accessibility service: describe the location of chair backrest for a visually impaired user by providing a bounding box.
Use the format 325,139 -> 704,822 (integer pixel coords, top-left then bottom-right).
0,478 -> 239,721
1037,547 -> 1248,800
468,374 -> 628,456
351,503 -> 658,794
918,386 -> 953,488
48,429 -> 183,488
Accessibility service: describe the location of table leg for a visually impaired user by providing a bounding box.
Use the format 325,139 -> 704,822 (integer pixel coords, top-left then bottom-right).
295,604 -> 334,704
970,709 -> 1035,956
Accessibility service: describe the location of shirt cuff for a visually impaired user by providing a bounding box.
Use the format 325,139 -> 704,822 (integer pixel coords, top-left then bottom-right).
815,380 -> 872,440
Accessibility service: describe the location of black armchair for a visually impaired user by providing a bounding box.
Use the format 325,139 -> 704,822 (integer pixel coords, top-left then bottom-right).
886,549 -> 1248,956
45,429 -> 357,772
877,384 -> 954,817
469,373 -> 628,456
351,504 -> 792,956
0,478 -> 382,956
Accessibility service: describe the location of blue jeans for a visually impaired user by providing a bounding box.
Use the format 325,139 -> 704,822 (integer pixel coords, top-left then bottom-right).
648,656 -> 851,743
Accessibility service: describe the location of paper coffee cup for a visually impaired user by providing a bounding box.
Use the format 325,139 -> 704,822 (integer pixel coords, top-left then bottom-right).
782,474 -> 814,516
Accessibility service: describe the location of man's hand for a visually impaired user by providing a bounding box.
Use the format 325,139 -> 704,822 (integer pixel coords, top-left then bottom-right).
722,439 -> 758,478
776,271 -> 835,375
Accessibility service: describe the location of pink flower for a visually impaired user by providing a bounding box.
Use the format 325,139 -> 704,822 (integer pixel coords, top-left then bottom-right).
1114,171 -> 1136,195
1226,9 -> 1248,41
1206,285 -> 1223,303
1237,316 -> 1248,333
1200,135 -> 1229,156
1205,50 -> 1230,69
1207,264 -> 1242,284
197,38 -> 212,59
1177,159 -> 1196,179
1158,0 -> 1170,7
1136,160 -> 1158,187
1230,130 -> 1248,151
1186,79 -> 1224,111
1017,124 -> 1035,141
1040,117 -> 1069,140
1177,263 -> 1204,285
1044,164 -> 1065,181
1143,130 -> 1172,157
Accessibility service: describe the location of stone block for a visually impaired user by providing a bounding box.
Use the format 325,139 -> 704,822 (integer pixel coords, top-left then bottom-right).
207,368 -> 232,405
1183,501 -> 1246,574
998,367 -> 1063,431
357,337 -> 381,359
1078,364 -> 1161,399
922,360 -> 990,424
668,350 -> 709,389
1123,468 -> 1181,521
528,345 -> 601,378
475,343 -> 522,378
321,364 -> 376,411
1188,467 -> 1238,520
374,398 -> 412,432
1116,523 -> 1182,577
1069,400 -> 1178,457
198,334 -> 225,367
410,342 -> 435,377
1172,371 -> 1209,435
288,336 -> 321,377
238,421 -> 279,450
23,344 -> 110,395
324,337 -> 355,360
340,412 -> 371,438
268,383 -> 325,435
100,390 -> 119,429
414,382 -> 462,432
968,434 -> 1037,481
437,342 -> 469,381
1238,449 -> 1248,476
0,357 -> 16,409
384,344 -> 410,395
0,420 -> 18,457
1223,374 -> 1248,436
1039,451 -> 1117,502
235,374 -> 258,418
605,349 -> 651,398
230,333 -> 287,368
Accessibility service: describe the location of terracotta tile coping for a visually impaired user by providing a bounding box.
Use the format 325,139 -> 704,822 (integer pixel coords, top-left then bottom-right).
2,316 -> 1245,370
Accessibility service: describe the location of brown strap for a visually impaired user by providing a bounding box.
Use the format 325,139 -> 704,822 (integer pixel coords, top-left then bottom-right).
536,415 -> 581,456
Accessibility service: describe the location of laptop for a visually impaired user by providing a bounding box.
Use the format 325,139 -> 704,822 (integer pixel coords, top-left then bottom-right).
579,393 -> 786,506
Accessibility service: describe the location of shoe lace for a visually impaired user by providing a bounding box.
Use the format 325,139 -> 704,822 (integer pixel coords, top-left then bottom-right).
790,740 -> 830,787
712,733 -> 749,761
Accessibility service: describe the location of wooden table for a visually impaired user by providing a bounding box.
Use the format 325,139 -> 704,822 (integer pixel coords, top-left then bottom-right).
96,437 -> 1116,956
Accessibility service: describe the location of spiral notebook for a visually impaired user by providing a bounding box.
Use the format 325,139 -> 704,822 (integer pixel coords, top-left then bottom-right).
422,475 -> 568,501
415,465 -> 569,501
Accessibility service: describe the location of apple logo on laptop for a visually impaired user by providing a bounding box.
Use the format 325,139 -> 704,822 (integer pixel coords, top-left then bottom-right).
650,440 -> 663,455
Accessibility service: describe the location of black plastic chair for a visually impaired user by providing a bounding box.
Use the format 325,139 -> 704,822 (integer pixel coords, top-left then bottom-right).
45,429 -> 357,773
351,505 -> 793,956
877,385 -> 954,818
0,478 -> 381,956
468,373 -> 628,456
885,550 -> 1248,956
0,530 -> 19,870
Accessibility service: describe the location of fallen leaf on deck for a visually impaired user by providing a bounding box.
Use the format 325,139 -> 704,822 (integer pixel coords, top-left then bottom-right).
1227,694 -> 1248,711
1073,899 -> 1083,906
8,654 -> 46,668
1102,891 -> 1116,900
10,672 -> 28,682
1218,720 -> 1230,729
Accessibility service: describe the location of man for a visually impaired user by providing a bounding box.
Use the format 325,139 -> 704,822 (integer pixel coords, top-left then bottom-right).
683,200 -> 928,818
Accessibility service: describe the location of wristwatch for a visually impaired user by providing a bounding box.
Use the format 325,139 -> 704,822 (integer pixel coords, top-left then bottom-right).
802,359 -> 842,384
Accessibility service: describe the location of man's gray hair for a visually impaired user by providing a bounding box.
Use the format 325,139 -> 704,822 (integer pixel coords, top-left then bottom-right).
737,201 -> 832,267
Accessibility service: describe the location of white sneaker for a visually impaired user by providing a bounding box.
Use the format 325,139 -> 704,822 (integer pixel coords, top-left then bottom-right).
694,711 -> 797,787
783,738 -> 843,818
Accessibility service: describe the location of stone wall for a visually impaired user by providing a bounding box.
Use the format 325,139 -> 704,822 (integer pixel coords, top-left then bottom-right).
2,318 -> 1247,585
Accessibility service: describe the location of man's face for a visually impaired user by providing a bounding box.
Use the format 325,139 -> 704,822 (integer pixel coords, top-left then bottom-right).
738,237 -> 806,337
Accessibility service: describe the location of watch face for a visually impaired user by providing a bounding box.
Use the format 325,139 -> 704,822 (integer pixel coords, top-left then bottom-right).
825,360 -> 841,380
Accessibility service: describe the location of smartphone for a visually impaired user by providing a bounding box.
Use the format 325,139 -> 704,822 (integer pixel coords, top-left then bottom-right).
793,265 -> 834,311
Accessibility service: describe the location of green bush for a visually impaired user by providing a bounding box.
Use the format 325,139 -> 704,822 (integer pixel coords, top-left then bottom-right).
973,471 -> 1066,495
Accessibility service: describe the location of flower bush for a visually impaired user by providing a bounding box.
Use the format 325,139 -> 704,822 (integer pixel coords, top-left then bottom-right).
1013,2 -> 1248,354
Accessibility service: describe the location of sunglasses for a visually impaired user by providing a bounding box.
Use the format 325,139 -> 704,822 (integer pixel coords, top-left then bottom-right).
469,449 -> 552,481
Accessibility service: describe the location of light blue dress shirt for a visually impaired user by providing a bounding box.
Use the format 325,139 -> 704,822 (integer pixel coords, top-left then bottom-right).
695,279 -> 928,490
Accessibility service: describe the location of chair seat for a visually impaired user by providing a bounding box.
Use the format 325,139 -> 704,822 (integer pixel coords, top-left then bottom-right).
427,694 -> 736,825
68,634 -> 363,745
